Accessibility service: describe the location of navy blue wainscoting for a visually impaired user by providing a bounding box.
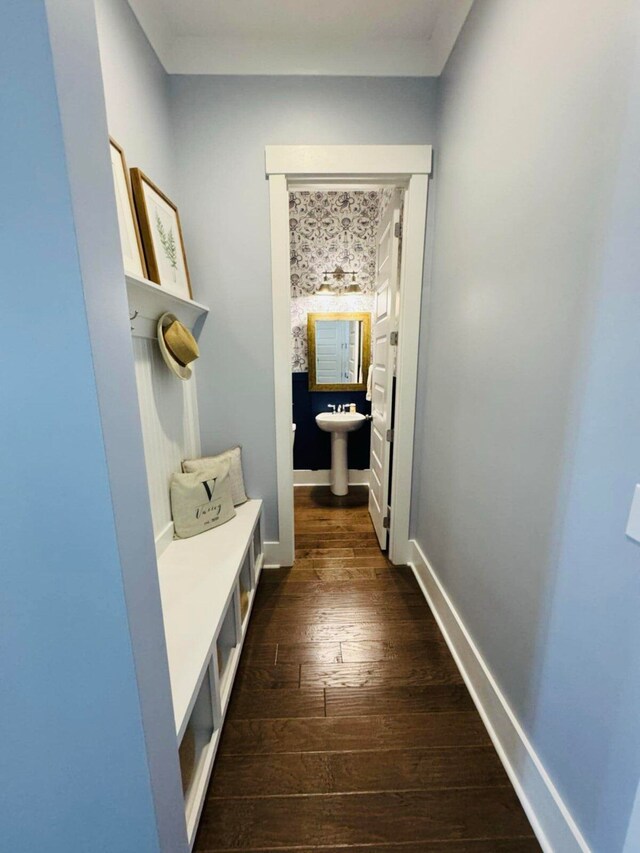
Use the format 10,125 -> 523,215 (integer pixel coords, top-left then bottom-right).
292,372 -> 371,470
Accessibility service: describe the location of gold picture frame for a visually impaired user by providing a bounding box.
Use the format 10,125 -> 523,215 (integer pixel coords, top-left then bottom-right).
130,167 -> 193,299
307,312 -> 371,392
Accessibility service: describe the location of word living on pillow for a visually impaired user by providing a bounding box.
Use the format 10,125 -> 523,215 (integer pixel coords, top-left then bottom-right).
170,464 -> 236,539
195,478 -> 222,524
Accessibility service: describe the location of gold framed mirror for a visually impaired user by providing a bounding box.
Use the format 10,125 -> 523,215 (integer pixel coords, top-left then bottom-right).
307,312 -> 371,392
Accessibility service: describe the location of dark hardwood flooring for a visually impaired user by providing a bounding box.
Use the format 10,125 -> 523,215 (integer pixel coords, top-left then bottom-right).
194,486 -> 539,852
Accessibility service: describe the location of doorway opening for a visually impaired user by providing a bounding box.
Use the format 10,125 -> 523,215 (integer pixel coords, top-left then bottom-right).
266,146 -> 432,568
289,184 -> 403,551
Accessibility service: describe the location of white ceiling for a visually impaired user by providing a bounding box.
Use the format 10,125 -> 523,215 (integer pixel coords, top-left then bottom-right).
126,0 -> 474,76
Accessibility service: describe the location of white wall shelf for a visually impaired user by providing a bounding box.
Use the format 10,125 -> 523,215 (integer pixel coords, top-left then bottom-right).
157,499 -> 264,850
126,272 -> 209,340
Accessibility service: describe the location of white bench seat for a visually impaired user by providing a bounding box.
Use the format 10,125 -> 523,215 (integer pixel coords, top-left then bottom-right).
157,499 -> 263,740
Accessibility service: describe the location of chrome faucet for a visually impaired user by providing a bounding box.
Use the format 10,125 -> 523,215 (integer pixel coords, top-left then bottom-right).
328,404 -> 337,412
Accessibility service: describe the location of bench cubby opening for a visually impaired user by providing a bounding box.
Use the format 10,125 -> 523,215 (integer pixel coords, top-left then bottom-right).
239,551 -> 252,626
250,517 -> 264,584
216,588 -> 240,691
179,661 -> 218,836
179,665 -> 214,799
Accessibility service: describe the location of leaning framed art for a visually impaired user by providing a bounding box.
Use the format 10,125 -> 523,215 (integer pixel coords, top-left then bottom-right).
109,138 -> 146,278
130,167 -> 192,298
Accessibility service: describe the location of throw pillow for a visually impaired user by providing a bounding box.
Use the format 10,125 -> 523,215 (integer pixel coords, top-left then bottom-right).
170,461 -> 236,539
182,446 -> 248,506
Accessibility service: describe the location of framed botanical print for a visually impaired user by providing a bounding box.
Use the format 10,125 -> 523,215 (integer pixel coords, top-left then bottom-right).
109,138 -> 146,278
130,168 -> 192,299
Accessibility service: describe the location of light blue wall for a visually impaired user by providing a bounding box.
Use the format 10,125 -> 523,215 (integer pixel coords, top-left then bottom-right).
411,0 -> 640,847
95,0 -> 176,196
0,3 -> 163,850
52,1 -> 188,849
169,75 -> 438,539
533,20 -> 640,845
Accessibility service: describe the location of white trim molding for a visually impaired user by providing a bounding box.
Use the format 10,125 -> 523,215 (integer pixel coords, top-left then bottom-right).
408,539 -> 591,853
267,145 -> 432,568
268,173 -> 295,567
265,145 -> 432,179
294,469 -> 370,487
388,173 -> 429,565
263,541 -> 291,569
155,521 -> 175,558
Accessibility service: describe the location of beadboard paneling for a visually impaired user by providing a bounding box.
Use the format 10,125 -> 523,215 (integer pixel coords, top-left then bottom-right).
133,337 -> 200,545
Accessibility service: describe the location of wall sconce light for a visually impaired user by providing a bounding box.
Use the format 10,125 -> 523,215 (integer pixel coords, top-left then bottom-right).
319,266 -> 360,295
323,265 -> 356,283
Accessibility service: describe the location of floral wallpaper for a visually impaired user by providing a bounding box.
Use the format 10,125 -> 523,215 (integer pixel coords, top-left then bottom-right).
290,190 -> 384,296
290,189 -> 394,372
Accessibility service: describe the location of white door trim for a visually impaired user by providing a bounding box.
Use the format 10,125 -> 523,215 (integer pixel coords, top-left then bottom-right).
391,173 -> 430,564
369,190 -> 402,550
265,144 -> 432,177
266,174 -> 295,568
266,145 -> 432,567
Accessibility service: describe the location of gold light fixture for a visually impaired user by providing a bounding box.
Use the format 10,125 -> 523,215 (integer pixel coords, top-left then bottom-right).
319,265 -> 360,295
322,265 -> 357,282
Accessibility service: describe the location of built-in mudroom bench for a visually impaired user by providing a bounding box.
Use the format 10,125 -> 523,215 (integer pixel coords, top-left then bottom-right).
158,500 -> 264,846
126,271 -> 264,848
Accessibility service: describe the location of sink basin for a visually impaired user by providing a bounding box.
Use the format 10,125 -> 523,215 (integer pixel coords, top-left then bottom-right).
315,412 -> 366,495
315,412 -> 366,434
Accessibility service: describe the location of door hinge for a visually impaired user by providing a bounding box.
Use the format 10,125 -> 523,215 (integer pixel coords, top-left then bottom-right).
394,222 -> 402,239
383,514 -> 391,529
386,428 -> 394,442
390,330 -> 398,346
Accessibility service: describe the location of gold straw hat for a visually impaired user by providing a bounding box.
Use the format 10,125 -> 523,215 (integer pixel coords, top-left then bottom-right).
157,312 -> 199,380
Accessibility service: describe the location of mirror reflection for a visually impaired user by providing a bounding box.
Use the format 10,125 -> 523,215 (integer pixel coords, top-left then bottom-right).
307,312 -> 371,391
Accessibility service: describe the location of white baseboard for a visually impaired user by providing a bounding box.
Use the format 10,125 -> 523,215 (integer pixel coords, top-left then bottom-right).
408,539 -> 590,853
263,541 -> 287,569
294,469 -> 370,487
154,521 -> 174,558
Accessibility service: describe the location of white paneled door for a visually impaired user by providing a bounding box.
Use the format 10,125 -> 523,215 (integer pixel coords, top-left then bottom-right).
315,319 -> 346,383
369,190 -> 403,550
347,320 -> 360,383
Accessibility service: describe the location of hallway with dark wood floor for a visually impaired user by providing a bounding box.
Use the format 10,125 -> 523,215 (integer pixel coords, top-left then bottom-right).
194,486 -> 539,852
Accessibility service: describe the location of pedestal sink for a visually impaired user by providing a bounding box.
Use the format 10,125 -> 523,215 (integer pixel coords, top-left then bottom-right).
315,412 -> 366,496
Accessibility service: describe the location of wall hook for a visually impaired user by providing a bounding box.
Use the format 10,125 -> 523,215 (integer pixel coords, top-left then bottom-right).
129,309 -> 138,330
